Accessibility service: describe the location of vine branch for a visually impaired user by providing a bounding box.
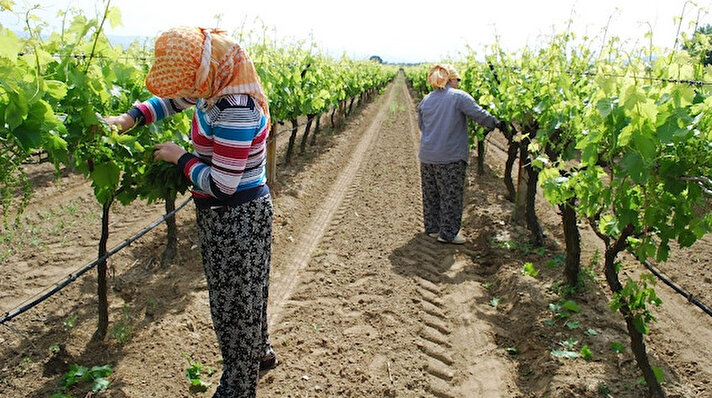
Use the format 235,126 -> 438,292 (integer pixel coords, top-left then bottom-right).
681,175 -> 712,196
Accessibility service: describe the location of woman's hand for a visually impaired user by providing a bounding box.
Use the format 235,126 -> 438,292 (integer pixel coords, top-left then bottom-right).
496,119 -> 508,133
104,113 -> 135,133
153,142 -> 187,164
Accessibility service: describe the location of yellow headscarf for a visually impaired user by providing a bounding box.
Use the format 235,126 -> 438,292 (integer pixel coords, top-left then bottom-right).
427,64 -> 460,89
145,26 -> 269,118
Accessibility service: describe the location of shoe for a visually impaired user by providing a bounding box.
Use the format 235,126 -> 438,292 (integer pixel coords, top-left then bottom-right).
437,234 -> 466,244
259,349 -> 278,371
427,232 -> 439,238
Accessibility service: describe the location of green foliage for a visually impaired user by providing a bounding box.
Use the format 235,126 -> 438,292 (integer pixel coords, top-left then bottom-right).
0,0 -> 15,11
580,344 -> 594,360
250,37 -> 395,122
551,349 -> 579,360
682,24 -> 712,65
584,328 -> 599,336
403,64 -> 431,97
564,320 -> 580,329
548,299 -> 581,327
610,341 -> 625,354
609,274 -> 662,334
653,367 -> 665,383
63,314 -> 78,330
598,382 -> 611,395
16,356 -> 32,375
54,364 -> 112,397
562,300 -> 581,313
0,25 -> 68,218
454,30 -> 710,397
110,304 -> 133,344
561,337 -> 579,350
636,367 -> 665,386
548,302 -> 570,319
575,266 -> 597,292
184,354 -> 214,391
0,4 -> 396,220
521,262 -> 539,277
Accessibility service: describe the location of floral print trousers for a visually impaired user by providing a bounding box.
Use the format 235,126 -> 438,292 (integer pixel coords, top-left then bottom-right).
420,161 -> 467,241
196,194 -> 273,398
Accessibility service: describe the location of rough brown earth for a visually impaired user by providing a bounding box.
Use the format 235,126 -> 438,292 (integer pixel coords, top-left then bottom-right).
0,72 -> 710,398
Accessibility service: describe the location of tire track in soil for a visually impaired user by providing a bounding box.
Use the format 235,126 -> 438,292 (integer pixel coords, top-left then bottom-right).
266,77 -> 398,329
399,81 -> 517,398
259,74 -> 519,396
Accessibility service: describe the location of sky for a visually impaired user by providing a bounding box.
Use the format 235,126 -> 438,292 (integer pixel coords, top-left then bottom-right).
1,0 -> 711,63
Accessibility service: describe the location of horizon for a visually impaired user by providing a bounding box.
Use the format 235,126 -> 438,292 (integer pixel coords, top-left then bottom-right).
1,0 -> 710,64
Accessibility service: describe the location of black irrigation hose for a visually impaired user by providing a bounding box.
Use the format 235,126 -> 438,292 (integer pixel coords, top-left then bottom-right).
483,133 -> 510,154
637,256 -> 712,318
0,196 -> 193,326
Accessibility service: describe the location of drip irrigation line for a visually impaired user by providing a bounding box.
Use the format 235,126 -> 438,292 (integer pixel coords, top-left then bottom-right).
635,254 -> 712,318
483,133 -> 510,154
0,196 -> 193,326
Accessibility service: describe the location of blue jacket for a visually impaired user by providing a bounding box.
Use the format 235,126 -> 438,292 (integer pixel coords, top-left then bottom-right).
417,85 -> 497,164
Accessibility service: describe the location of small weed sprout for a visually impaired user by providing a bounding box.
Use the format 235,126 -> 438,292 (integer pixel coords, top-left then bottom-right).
184,354 -> 214,392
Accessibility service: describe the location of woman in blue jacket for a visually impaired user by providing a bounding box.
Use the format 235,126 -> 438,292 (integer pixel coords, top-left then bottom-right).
417,64 -> 504,244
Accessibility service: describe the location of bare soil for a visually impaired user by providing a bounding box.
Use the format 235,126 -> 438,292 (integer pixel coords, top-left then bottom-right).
1,73 -> 710,398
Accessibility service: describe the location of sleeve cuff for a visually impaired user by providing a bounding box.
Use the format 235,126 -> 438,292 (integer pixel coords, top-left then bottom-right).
127,107 -> 146,126
177,152 -> 197,173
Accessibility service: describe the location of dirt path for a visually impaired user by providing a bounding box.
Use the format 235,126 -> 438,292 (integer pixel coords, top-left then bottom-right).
258,73 -> 518,397
267,81 -> 395,331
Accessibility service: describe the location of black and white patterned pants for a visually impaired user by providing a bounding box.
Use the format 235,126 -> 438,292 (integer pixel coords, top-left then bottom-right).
196,194 -> 273,398
420,161 -> 467,241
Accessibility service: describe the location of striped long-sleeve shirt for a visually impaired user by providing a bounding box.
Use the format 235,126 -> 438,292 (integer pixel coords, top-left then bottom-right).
128,94 -> 270,208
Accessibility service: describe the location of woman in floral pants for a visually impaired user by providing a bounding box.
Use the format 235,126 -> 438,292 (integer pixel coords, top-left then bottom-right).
417,64 -> 504,244
108,27 -> 276,397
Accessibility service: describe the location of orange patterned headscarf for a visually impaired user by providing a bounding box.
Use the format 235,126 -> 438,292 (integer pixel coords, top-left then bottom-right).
427,64 -> 460,89
146,26 -> 269,118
